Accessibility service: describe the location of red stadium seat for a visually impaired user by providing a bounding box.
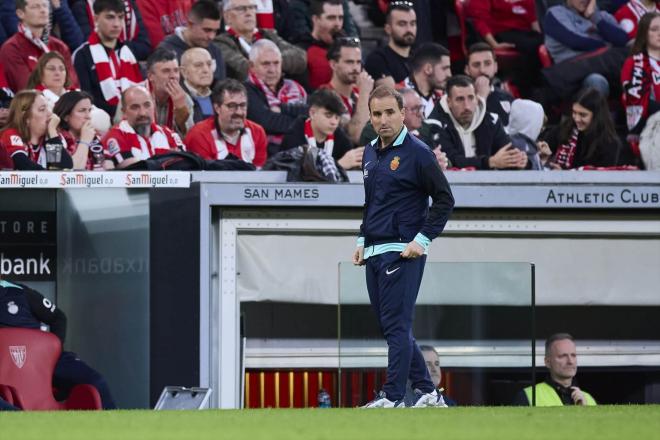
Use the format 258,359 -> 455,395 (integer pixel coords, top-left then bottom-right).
455,0 -> 521,66
538,44 -> 553,68
0,328 -> 102,410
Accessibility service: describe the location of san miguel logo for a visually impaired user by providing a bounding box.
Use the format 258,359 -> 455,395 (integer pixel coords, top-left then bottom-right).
390,156 -> 400,171
9,345 -> 26,368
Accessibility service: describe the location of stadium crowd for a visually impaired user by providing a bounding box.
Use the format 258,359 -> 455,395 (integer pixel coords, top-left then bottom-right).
0,0 -> 657,173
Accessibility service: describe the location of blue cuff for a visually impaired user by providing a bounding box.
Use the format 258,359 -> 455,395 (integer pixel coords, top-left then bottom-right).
413,233 -> 431,251
357,236 -> 364,247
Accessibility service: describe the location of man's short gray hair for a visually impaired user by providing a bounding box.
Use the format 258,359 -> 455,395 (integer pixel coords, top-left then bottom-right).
223,0 -> 257,11
249,39 -> 281,62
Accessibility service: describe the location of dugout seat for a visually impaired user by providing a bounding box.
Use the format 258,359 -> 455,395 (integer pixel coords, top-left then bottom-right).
0,328 -> 102,410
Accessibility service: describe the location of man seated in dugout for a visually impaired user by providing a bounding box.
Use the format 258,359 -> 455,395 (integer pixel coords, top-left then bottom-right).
513,333 -> 597,406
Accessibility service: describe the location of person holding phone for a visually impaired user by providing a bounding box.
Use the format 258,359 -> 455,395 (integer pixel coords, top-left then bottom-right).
426,75 -> 526,170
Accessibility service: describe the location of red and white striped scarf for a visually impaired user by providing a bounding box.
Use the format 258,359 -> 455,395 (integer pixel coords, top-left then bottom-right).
118,120 -> 178,159
226,26 -> 263,56
304,118 -> 334,157
88,32 -> 143,106
255,0 -> 275,29
18,23 -> 49,53
85,0 -> 138,41
211,121 -> 256,163
555,127 -> 579,169
623,52 -> 653,156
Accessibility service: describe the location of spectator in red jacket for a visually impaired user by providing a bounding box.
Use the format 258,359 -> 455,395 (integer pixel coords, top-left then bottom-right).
135,0 -> 193,48
465,0 -> 543,96
184,78 -> 267,167
0,0 -> 79,92
301,0 -> 344,90
615,0 -> 659,39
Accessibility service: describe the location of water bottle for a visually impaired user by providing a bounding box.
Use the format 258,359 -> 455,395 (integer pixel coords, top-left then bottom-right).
317,388 -> 331,408
90,142 -> 105,170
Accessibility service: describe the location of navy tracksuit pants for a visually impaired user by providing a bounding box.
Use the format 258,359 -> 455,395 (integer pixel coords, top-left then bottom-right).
54,351 -> 117,409
365,251 -> 435,401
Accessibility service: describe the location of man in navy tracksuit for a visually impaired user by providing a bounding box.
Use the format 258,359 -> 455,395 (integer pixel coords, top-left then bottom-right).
353,86 -> 454,408
0,279 -> 116,409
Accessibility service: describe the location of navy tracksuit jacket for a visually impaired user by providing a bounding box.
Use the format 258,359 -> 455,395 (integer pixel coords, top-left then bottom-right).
358,127 -> 454,400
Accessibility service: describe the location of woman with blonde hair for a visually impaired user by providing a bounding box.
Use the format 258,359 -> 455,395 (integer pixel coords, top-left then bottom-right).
26,52 -> 76,110
0,90 -> 72,170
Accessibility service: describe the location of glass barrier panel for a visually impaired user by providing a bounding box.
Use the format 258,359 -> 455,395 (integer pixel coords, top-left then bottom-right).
338,262 -> 535,407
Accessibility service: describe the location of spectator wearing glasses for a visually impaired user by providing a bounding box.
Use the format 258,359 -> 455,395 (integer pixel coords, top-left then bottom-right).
245,40 -> 308,156
322,36 -> 374,145
102,86 -> 184,169
181,48 -> 217,123
280,88 -> 360,170
72,0 -> 143,120
0,0 -> 79,92
398,42 -> 451,118
135,0 -> 193,48
279,0 -> 358,46
158,0 -> 226,84
71,0 -> 152,61
360,88 -> 449,170
215,0 -> 306,81
364,1 -> 416,88
184,78 -> 267,167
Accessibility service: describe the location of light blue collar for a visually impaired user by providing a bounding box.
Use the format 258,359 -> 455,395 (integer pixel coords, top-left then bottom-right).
0,280 -> 22,289
370,126 -> 408,148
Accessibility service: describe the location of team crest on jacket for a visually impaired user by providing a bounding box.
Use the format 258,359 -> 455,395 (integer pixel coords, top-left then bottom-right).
9,345 -> 26,369
390,156 -> 400,171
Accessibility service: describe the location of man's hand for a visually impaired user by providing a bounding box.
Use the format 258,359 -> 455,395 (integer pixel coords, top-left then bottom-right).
352,246 -> 365,266
474,76 -> 491,99
47,113 -> 60,138
433,148 -> 449,170
570,387 -> 587,405
357,71 -> 375,95
165,79 -> 187,109
585,0 -> 597,18
537,141 -> 552,163
492,41 -> 516,50
488,144 -> 525,169
401,241 -> 424,259
337,146 -> 364,170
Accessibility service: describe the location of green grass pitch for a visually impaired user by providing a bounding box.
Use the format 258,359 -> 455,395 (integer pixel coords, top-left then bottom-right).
2,406 -> 660,440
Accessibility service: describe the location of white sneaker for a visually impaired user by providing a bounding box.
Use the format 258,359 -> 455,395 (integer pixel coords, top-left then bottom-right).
411,389 -> 448,408
362,391 -> 405,408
